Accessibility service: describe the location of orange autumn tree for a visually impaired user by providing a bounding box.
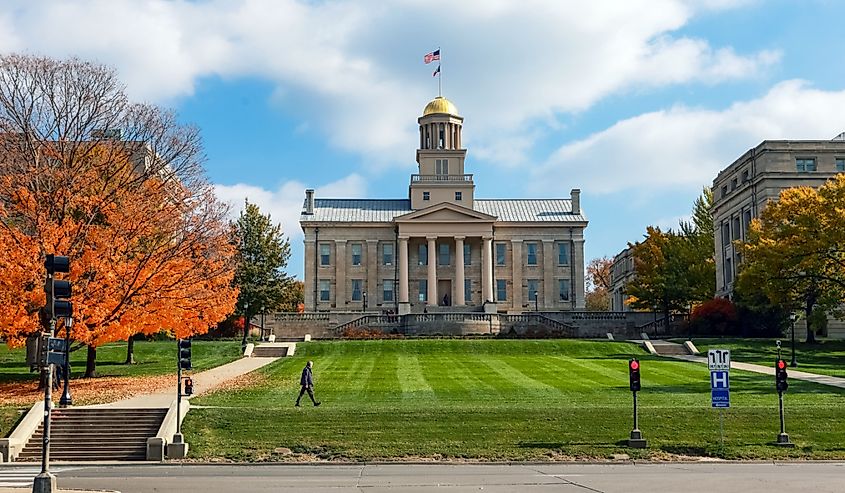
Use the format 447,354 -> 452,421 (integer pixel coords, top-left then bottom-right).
0,54 -> 237,377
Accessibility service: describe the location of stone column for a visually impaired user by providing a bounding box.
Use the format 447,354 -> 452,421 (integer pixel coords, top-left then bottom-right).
455,236 -> 465,306
304,238 -> 316,310
542,239 -> 554,310
574,238 -> 586,310
427,236 -> 437,306
511,239 -> 523,311
482,236 -> 494,303
366,240 -> 378,310
335,240 -> 347,308
398,237 -> 409,306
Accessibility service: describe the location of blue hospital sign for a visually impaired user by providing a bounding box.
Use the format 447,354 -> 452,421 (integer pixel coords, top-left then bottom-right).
711,370 -> 730,408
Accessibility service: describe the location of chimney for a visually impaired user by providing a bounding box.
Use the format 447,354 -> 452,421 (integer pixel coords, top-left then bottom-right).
305,189 -> 315,215
570,188 -> 581,215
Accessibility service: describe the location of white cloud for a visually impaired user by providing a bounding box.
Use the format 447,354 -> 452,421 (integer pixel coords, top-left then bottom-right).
0,0 -> 779,166
534,80 -> 845,195
213,173 -> 368,243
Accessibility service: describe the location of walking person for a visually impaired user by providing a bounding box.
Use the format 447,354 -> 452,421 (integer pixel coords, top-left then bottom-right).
295,360 -> 321,407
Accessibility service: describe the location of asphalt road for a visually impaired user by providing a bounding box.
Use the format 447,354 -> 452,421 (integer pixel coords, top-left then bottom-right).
14,462 -> 844,493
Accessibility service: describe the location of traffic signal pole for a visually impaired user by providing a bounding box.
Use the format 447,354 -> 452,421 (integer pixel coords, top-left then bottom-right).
774,357 -> 794,447
627,359 -> 646,448
175,339 -> 183,441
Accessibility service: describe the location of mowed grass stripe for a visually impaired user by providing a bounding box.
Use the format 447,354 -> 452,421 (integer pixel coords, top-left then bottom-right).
396,353 -> 435,400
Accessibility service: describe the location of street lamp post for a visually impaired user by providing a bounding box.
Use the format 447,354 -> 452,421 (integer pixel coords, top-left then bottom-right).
59,318 -> 73,407
533,290 -> 539,312
790,313 -> 798,367
363,292 -> 368,312
260,306 -> 265,342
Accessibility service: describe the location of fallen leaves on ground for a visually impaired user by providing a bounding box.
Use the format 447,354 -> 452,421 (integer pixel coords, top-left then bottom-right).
0,374 -> 174,407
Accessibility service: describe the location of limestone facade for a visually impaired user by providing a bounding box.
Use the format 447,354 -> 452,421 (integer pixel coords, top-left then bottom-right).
300,96 -> 588,314
713,138 -> 845,298
610,245 -> 635,311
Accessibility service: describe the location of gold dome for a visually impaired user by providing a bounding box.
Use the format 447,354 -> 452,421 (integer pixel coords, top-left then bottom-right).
422,96 -> 459,116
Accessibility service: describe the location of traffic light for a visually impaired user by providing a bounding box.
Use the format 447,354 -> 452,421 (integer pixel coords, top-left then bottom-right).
183,377 -> 193,396
178,339 -> 192,371
776,359 -> 788,392
44,254 -> 72,319
629,358 -> 641,392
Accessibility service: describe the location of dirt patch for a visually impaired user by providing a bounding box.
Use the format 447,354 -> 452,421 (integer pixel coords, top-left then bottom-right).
201,369 -> 269,396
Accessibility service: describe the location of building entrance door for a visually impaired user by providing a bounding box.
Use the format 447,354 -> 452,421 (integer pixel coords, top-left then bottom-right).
438,280 -> 452,306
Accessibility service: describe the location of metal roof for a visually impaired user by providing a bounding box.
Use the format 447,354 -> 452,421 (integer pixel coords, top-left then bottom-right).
301,198 -> 586,223
474,199 -> 586,222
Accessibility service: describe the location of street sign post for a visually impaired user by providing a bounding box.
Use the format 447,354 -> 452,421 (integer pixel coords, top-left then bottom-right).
708,349 -> 730,445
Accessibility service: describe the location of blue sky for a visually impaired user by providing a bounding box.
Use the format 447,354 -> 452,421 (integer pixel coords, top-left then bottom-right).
3,0 -> 845,279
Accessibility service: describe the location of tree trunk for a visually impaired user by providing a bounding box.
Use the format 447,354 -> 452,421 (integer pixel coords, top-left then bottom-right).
805,299 -> 817,344
124,337 -> 136,365
84,345 -> 97,378
241,314 -> 250,350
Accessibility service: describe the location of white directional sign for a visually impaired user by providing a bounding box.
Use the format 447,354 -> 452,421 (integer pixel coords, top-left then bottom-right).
707,349 -> 731,371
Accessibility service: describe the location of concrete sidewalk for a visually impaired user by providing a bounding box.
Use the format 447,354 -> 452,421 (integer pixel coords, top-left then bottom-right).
668,354 -> 845,389
91,356 -> 280,409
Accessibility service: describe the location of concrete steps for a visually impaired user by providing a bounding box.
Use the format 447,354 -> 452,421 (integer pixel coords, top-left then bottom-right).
17,408 -> 166,462
252,345 -> 289,357
650,342 -> 690,355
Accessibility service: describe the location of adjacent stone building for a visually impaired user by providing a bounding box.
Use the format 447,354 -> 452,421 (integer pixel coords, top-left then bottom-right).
610,245 -> 635,312
300,96 -> 587,315
713,136 -> 845,298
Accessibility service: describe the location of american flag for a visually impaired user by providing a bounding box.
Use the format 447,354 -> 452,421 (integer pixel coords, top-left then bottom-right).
423,49 -> 440,64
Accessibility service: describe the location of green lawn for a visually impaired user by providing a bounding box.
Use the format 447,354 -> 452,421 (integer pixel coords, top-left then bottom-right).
185,339 -> 845,461
0,339 -> 243,383
1,406 -> 23,438
691,338 -> 845,378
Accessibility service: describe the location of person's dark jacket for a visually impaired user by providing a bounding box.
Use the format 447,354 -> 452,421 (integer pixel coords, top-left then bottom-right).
300,365 -> 313,387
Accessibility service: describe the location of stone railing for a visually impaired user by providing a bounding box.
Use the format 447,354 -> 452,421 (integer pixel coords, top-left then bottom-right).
410,174 -> 473,183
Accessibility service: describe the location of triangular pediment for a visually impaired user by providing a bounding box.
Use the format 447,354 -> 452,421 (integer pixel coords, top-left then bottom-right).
395,202 -> 497,223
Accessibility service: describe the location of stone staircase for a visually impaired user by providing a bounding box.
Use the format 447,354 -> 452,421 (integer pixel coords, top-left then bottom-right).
17,408 -> 166,461
252,345 -> 289,357
649,341 -> 690,356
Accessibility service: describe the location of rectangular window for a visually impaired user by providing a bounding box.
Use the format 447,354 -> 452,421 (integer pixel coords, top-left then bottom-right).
418,280 -> 428,302
423,191 -> 430,201
742,169 -> 749,182
721,223 -> 730,247
721,185 -> 728,197
418,244 -> 428,265
527,279 -> 539,301
725,258 -> 733,283
464,243 -> 471,266
496,279 -> 507,301
796,158 -> 816,172
435,158 -> 449,175
730,178 -> 738,191
383,280 -> 394,303
495,243 -> 506,266
837,158 -> 845,172
319,280 -> 330,301
319,244 -> 331,266
439,243 -> 450,266
351,279 -> 363,301
464,279 -> 472,303
559,280 -> 570,301
526,243 -> 538,265
558,243 -> 569,265
383,243 -> 394,265
732,217 -> 741,241
455,191 -> 462,201
351,243 -> 362,266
